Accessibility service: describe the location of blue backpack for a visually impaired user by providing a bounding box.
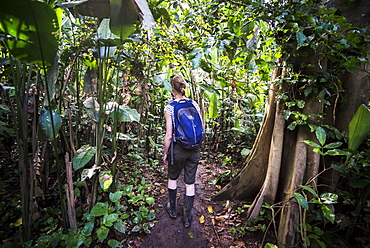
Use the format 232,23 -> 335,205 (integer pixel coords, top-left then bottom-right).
170,99 -> 204,150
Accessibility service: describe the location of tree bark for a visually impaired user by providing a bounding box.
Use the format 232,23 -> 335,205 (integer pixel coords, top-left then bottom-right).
212,81 -> 278,201
322,0 -> 370,190
247,86 -> 285,218
277,94 -> 322,247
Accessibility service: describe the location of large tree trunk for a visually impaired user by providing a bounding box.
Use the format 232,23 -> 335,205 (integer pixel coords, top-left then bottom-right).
212,68 -> 281,201
277,94 -> 323,247
321,0 -> 370,190
213,1 -> 369,246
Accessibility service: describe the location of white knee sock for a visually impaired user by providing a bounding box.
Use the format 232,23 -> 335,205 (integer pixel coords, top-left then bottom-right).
185,183 -> 195,196
168,179 -> 177,190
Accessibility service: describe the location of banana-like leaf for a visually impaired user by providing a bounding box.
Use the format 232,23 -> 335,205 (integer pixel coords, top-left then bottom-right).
97,18 -> 120,47
40,108 -> 62,138
110,106 -> 140,122
110,0 -> 138,40
135,0 -> 155,28
348,104 -> 370,151
76,0 -> 110,18
0,0 -> 60,66
72,145 -> 97,170
75,0 -> 154,42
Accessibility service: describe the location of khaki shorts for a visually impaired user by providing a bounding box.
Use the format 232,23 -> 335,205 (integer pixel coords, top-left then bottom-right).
167,143 -> 200,184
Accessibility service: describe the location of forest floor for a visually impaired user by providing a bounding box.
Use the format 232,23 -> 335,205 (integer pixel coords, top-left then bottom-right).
127,154 -> 277,248
0,147 -> 277,247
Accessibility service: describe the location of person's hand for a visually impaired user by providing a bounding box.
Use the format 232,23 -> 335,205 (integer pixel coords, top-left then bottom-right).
162,153 -> 168,165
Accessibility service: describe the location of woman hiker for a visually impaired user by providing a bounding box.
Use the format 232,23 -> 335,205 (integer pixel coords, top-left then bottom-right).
162,75 -> 204,228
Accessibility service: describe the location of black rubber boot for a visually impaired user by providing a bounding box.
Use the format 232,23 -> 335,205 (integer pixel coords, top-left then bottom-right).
183,195 -> 194,228
165,188 -> 177,218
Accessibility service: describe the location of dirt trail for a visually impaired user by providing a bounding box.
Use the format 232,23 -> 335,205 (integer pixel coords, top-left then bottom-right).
131,160 -> 235,248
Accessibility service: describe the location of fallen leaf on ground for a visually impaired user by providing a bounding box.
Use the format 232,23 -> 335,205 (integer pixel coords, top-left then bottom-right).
208,206 -> 213,213
199,215 -> 205,224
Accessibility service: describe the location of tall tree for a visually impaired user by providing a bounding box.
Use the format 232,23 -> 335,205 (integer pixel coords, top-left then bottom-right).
213,0 -> 370,246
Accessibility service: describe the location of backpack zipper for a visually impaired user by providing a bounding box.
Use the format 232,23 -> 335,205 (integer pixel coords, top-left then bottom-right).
192,120 -> 196,145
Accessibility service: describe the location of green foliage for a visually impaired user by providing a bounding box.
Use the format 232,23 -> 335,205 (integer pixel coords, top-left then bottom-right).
72,145 -> 97,171
0,0 -> 369,246
0,0 -> 60,66
348,104 -> 370,151
34,182 -> 156,247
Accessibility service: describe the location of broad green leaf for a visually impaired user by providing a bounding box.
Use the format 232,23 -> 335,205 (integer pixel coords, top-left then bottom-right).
192,50 -> 203,69
320,205 -> 335,223
320,193 -> 338,204
99,171 -> 113,191
121,213 -> 130,219
40,108 -> 62,139
299,185 -> 319,198
287,121 -> 298,131
307,234 -> 320,240
313,226 -> 325,236
302,140 -> 321,148
113,219 -> 127,233
132,225 -> 141,232
110,0 -> 138,41
98,18 -> 119,40
325,149 -> 351,156
145,197 -> 155,205
76,0 -> 110,18
96,226 -> 109,242
83,237 -> 92,247
315,126 -> 326,146
72,145 -> 97,170
302,16 -> 316,27
108,239 -> 121,248
109,191 -> 123,203
103,213 -> 118,227
316,239 -> 326,248
0,0 -> 59,66
323,142 -> 342,149
97,18 -> 121,47
348,104 -> 370,151
210,47 -> 219,64
90,202 -> 108,217
296,31 -> 307,49
146,212 -> 156,221
294,193 -> 309,210
111,106 -> 140,122
81,221 -> 94,236
209,92 -> 218,119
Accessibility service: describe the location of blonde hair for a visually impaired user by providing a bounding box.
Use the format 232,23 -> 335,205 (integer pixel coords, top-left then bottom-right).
170,75 -> 186,96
